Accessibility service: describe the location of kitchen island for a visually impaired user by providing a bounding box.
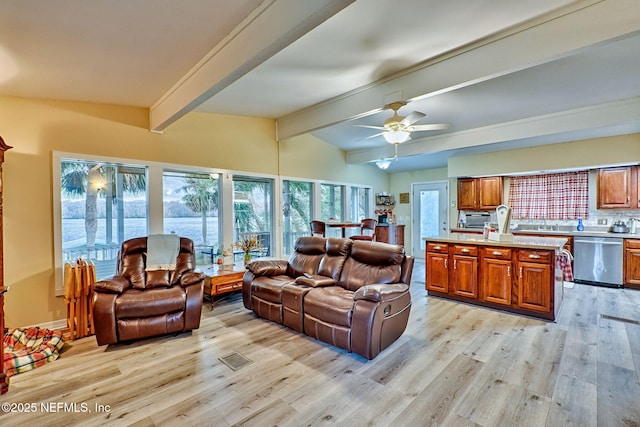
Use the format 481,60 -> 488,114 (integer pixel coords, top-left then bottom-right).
425,233 -> 567,321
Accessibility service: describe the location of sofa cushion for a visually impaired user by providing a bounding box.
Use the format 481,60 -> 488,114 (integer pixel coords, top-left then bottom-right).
338,241 -> 404,291
251,275 -> 295,303
317,238 -> 351,281
286,236 -> 327,277
304,286 -> 354,327
115,287 -> 185,318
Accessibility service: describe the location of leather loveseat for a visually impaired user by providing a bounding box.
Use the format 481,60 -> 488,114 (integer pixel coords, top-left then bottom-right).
92,236 -> 205,345
242,236 -> 414,359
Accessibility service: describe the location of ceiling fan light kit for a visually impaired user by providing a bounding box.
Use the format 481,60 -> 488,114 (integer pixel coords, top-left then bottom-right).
375,159 -> 391,170
383,130 -> 411,144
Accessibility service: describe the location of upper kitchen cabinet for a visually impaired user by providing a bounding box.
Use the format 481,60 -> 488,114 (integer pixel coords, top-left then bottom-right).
458,177 -> 503,210
597,166 -> 639,209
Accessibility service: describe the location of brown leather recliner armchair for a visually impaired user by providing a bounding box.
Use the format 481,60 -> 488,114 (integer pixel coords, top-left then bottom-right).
92,237 -> 205,346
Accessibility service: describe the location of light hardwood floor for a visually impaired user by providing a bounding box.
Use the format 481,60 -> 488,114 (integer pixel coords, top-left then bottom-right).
2,261 -> 640,427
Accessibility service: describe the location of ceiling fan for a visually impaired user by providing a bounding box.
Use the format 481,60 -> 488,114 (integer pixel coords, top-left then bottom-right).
355,101 -> 449,144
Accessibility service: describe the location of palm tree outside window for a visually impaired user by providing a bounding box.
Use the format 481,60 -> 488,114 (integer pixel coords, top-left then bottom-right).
162,171 -> 220,266
60,160 -> 147,280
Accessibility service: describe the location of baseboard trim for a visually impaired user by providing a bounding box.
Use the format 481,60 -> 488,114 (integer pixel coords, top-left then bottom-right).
25,319 -> 67,331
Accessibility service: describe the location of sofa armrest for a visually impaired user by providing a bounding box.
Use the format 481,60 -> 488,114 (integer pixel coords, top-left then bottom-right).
180,271 -> 205,287
294,274 -> 336,288
353,283 -> 409,302
93,276 -> 130,294
247,260 -> 288,276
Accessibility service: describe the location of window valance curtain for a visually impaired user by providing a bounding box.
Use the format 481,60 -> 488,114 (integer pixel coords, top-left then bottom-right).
508,171 -> 588,219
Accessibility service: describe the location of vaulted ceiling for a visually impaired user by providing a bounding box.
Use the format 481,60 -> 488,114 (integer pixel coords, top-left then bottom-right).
2,0 -> 639,172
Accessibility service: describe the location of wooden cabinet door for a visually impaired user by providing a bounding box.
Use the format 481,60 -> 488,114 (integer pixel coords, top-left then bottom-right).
482,258 -> 512,305
452,255 -> 477,298
517,261 -> 551,312
457,178 -> 477,210
624,248 -> 640,287
374,225 -> 389,243
624,240 -> 640,288
478,177 -> 503,210
426,252 -> 449,293
598,167 -> 633,209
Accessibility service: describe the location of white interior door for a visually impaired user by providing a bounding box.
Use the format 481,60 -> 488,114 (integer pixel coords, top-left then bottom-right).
412,181 -> 449,258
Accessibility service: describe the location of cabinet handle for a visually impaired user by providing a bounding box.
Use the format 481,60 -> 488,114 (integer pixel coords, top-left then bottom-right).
434,245 -> 441,250
444,259 -> 448,269
492,251 -> 503,256
507,266 -> 511,277
519,267 -> 523,277
461,248 -> 470,253
528,253 -> 541,259
454,260 -> 457,270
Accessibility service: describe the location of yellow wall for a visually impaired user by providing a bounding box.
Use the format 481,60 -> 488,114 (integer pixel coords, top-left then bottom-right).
279,133 -> 388,188
448,133 -> 640,177
0,95 -> 387,327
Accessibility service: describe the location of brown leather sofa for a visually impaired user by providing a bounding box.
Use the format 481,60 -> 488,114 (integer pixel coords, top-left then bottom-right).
92,237 -> 205,346
242,236 -> 414,359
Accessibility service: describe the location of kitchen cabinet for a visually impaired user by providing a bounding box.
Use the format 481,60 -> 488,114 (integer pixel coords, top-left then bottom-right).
480,247 -> 512,306
426,243 -> 449,293
517,249 -> 552,313
597,166 -> 639,209
451,245 -> 478,298
457,176 -> 503,210
624,239 -> 640,289
425,236 -> 562,320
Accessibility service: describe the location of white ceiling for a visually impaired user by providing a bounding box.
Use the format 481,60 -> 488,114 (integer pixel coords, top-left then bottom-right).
2,0 -> 639,172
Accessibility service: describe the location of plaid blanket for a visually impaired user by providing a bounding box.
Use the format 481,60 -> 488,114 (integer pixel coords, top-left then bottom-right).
3,327 -> 65,377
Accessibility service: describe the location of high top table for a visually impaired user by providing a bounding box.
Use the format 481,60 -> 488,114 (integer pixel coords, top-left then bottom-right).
326,221 -> 361,238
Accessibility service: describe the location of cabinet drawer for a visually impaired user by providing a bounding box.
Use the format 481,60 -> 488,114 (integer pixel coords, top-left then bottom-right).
482,247 -> 512,260
453,245 -> 478,256
216,281 -> 243,293
625,239 -> 640,249
518,249 -> 551,263
427,243 -> 449,253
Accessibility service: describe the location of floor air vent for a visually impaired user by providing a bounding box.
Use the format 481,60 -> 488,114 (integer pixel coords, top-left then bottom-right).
600,314 -> 640,325
219,352 -> 253,371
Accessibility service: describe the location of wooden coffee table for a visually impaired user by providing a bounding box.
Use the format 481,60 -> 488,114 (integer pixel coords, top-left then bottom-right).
200,263 -> 247,309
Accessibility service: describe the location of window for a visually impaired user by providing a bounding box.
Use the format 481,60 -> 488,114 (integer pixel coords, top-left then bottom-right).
60,159 -> 147,281
321,183 -> 344,221
163,171 -> 220,265
351,186 -> 371,221
282,180 -> 313,255
233,176 -> 274,260
508,171 -> 589,219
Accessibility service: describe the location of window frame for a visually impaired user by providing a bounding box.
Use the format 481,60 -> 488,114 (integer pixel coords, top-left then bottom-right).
53,151 -> 375,294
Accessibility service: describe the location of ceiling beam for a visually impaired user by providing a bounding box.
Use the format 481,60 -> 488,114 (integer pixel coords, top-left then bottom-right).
276,0 -> 640,140
150,0 -> 354,131
346,97 -> 640,164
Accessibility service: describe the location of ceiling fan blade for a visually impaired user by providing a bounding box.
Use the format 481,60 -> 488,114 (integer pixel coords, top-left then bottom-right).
362,131 -> 386,140
410,123 -> 450,131
399,111 -> 426,127
352,124 -> 386,130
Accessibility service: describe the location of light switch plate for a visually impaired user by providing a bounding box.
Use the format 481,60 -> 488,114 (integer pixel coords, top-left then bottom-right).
597,218 -> 607,225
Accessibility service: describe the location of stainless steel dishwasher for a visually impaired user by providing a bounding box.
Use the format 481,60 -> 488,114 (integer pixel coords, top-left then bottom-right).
573,236 -> 623,287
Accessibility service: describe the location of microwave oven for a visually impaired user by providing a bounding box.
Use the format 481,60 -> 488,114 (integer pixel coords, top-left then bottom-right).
464,212 -> 491,229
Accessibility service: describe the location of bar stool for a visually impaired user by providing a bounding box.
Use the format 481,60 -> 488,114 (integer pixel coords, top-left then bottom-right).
310,220 -> 326,237
350,218 -> 377,241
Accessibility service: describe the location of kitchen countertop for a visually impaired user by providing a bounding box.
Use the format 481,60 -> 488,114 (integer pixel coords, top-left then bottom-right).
451,227 -> 639,239
425,233 -> 567,250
